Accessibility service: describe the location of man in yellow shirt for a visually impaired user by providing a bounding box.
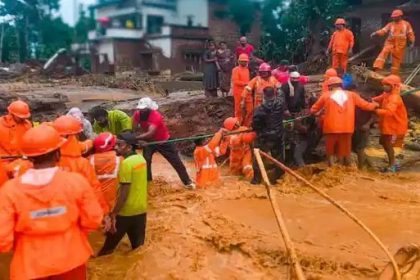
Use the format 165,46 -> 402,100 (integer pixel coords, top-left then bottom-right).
90,106 -> 132,135
97,132 -> 147,256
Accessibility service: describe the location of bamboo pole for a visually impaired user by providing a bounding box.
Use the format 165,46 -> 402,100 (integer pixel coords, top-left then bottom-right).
253,148 -> 306,280
259,150 -> 401,280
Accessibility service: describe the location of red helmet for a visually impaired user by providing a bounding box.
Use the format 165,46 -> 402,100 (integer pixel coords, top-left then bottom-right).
8,100 -> 31,119
258,63 -> 272,72
391,9 -> 403,18
94,132 -> 116,153
327,77 -> 343,86
223,117 -> 239,131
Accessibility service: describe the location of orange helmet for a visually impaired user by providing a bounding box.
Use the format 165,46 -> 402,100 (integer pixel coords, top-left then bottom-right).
8,100 -> 31,119
238,54 -> 249,62
94,132 -> 116,153
325,68 -> 338,78
21,125 -> 66,157
223,117 -> 239,131
327,77 -> 343,86
391,9 -> 403,18
382,74 -> 401,86
335,18 -> 346,25
53,115 -> 83,136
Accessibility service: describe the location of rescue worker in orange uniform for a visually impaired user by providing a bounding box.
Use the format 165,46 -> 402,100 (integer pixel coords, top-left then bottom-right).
326,18 -> 354,73
231,54 -> 250,122
321,68 -> 338,96
53,115 -> 109,213
193,129 -> 224,189
311,77 -> 378,166
220,117 -> 256,180
90,132 -> 122,210
371,9 -> 415,75
241,63 -> 280,126
0,125 -> 103,280
373,75 -> 408,173
0,100 -> 32,162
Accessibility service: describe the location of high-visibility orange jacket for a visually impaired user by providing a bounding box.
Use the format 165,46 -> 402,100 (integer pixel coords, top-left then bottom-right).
373,88 -> 408,136
232,65 -> 250,121
376,20 -> 415,44
0,161 -> 8,188
328,29 -> 354,54
0,115 -> 32,161
311,89 -> 376,134
373,20 -> 415,74
59,135 -> 109,213
242,76 -> 280,126
220,126 -> 255,180
0,169 -> 103,280
5,158 -> 33,178
89,150 -> 122,210
194,132 -> 222,189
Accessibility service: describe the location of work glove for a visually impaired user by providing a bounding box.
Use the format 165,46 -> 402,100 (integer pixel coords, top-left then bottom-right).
370,32 -> 376,39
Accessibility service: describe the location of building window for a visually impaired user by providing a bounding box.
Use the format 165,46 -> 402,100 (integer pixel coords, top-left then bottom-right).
147,15 -> 164,34
111,14 -> 142,29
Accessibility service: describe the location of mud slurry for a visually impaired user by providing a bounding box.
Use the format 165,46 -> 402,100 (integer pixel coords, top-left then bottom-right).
87,159 -> 420,280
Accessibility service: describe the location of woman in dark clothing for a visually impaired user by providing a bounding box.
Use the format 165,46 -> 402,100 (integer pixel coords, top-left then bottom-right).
203,40 -> 220,97
217,41 -> 234,97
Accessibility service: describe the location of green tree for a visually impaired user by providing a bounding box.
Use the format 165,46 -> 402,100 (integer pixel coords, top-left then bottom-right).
227,0 -> 255,35
260,0 -> 346,63
0,0 -> 72,62
74,6 -> 96,44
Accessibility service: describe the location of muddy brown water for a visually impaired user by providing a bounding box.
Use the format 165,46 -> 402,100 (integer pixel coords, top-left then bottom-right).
2,155 -> 419,279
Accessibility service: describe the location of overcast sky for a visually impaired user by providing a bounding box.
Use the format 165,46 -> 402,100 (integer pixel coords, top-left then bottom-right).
60,0 -> 96,26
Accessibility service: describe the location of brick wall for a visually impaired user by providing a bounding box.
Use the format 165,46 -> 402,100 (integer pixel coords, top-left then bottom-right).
113,40 -> 143,72
208,2 -> 261,50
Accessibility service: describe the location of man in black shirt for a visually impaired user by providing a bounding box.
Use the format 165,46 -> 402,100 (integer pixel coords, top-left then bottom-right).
252,86 -> 287,185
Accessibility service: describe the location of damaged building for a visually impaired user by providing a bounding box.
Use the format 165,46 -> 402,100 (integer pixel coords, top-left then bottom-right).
88,0 -> 261,75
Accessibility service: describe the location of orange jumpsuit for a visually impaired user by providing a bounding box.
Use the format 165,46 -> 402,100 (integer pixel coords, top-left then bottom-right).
311,90 -> 376,157
242,76 -> 280,126
0,169 -> 103,280
231,65 -> 250,122
0,115 -> 32,162
221,127 -> 255,179
373,87 -> 408,146
328,28 -> 354,72
89,150 -> 122,210
59,135 -> 109,213
194,132 -> 222,189
373,20 -> 415,75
